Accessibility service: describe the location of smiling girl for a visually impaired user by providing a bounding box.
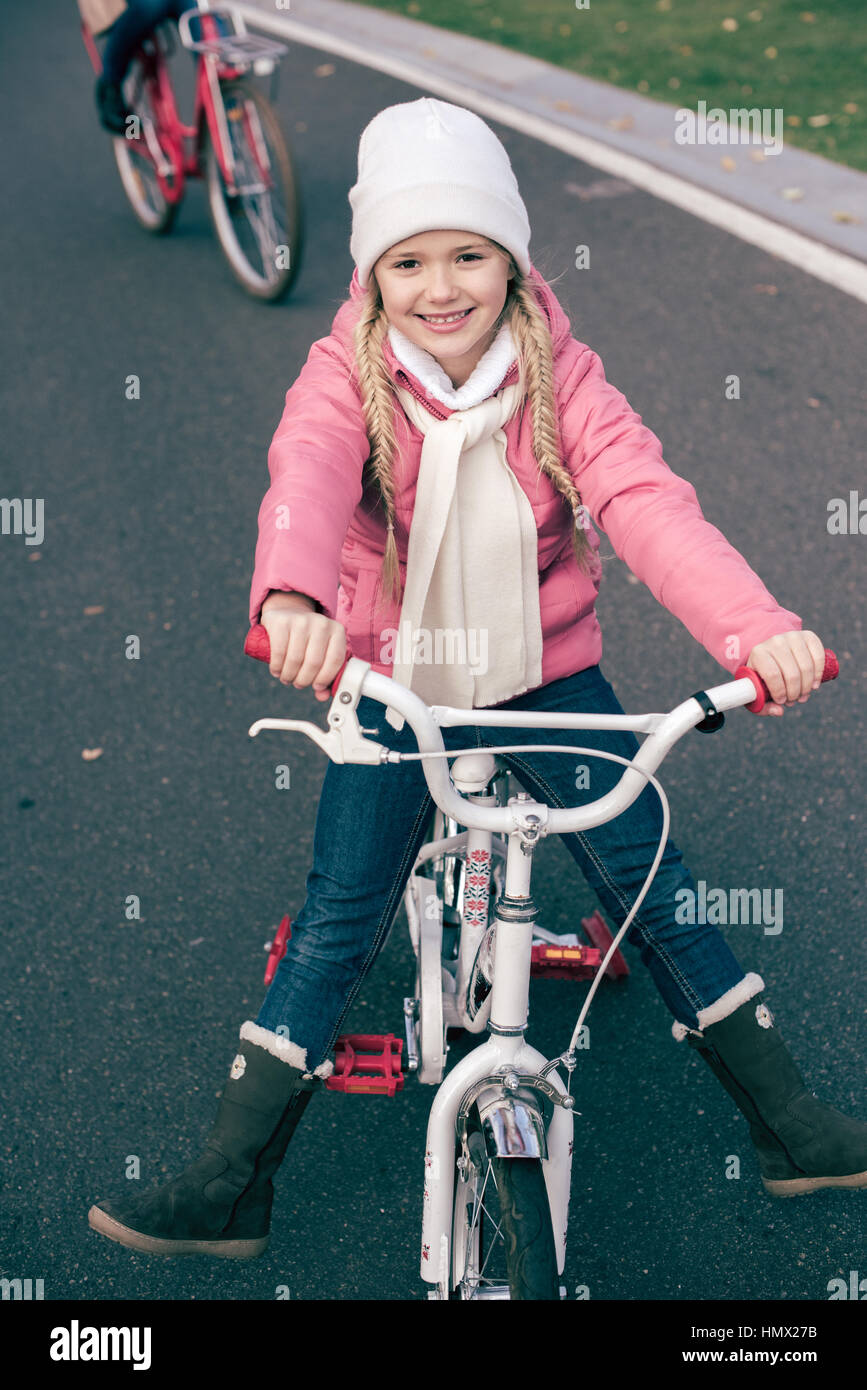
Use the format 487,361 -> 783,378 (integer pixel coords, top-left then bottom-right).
89,98 -> 866,1266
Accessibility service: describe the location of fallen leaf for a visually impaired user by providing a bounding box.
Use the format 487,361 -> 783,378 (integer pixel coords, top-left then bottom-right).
780,186 -> 804,200
83,605 -> 104,615
843,102 -> 858,115
314,63 -> 335,77
722,17 -> 739,31
786,114 -> 802,126
799,11 -> 816,21
752,283 -> 778,294
765,46 -> 778,59
749,149 -> 766,162
607,115 -> 635,131
81,748 -> 103,761
805,398 -> 821,408
554,99 -> 578,112
831,210 -> 860,224
807,113 -> 831,127
747,8 -> 763,19
720,155 -> 737,171
190,937 -> 205,947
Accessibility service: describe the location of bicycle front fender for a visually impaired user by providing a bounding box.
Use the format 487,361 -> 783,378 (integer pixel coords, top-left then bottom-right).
420,1038 -> 573,1289
475,1088 -> 548,1159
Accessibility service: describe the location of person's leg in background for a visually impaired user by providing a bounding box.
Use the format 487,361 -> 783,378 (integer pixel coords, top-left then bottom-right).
95,0 -> 188,132
478,664 -> 867,1196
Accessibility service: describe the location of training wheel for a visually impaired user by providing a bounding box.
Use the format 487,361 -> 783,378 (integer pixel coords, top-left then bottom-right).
581,910 -> 630,979
264,914 -> 292,986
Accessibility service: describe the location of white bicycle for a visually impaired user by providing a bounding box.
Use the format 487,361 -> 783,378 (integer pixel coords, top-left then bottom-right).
245,625 -> 838,1300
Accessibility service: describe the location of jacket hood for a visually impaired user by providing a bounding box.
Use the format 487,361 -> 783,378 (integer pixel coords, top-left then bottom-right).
343,262 -> 574,410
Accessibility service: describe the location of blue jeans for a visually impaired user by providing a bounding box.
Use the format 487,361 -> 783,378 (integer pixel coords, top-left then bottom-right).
102,1 -> 195,84
255,664 -> 748,1069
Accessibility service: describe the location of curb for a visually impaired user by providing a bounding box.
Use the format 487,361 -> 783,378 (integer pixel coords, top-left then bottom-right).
236,0 -> 867,305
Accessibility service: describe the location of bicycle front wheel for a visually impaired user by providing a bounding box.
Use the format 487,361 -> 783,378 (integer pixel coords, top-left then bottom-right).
451,1128 -> 560,1300
205,80 -> 302,301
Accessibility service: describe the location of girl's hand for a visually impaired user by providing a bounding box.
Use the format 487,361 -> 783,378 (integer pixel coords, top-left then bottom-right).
260,590 -> 347,702
746,629 -> 826,717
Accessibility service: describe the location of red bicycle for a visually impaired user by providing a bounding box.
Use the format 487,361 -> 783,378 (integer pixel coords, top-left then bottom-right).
81,3 -> 303,300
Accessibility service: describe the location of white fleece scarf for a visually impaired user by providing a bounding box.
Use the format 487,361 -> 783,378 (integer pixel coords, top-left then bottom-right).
383,321 -> 543,732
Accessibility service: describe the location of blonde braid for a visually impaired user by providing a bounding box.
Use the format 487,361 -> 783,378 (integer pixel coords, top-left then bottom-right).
351,288 -> 404,607
506,271 -> 595,576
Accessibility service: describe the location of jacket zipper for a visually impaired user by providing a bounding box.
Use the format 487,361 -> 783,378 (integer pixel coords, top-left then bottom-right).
394,360 -> 520,420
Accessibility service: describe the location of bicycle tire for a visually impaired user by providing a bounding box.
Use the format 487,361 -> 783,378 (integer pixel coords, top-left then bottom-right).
493,1157 -> 559,1301
452,1128 -> 559,1300
112,67 -> 179,234
205,79 -> 302,301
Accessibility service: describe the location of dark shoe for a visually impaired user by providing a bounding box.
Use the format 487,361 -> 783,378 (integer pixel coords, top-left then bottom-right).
95,76 -> 134,135
687,997 -> 867,1196
88,1023 -> 332,1256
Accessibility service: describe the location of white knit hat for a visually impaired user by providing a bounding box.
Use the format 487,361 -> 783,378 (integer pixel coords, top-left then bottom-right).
349,97 -> 532,290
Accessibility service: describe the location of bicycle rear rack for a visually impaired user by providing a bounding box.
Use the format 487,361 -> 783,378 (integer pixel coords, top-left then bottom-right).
181,32 -> 288,64
178,7 -> 288,69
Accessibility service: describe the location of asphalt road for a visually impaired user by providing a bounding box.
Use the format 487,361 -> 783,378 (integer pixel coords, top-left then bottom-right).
1,0 -> 865,1306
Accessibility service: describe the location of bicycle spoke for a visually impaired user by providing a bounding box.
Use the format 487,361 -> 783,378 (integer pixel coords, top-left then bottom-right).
458,1156 -> 508,1296
207,78 -> 301,299
476,1165 -> 506,1282
225,103 -> 285,278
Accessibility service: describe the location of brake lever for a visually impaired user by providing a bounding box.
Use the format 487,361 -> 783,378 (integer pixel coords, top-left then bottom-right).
247,657 -> 389,765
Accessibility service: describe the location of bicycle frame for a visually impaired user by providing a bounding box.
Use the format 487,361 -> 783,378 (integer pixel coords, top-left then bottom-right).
81,5 -> 280,203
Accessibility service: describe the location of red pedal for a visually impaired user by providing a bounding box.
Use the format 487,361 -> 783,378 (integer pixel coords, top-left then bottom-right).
326,1034 -> 405,1096
530,943 -> 602,980
264,915 -> 292,986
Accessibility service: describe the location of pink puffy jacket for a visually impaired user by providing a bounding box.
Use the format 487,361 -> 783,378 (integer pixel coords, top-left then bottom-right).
249,264 -> 802,692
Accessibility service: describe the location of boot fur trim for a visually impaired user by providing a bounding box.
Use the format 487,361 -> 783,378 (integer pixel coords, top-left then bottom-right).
239,1020 -> 308,1070
671,973 -> 765,1042
238,1021 -> 334,1080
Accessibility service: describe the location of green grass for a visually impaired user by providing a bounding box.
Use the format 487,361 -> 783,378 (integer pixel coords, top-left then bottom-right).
353,0 -> 867,173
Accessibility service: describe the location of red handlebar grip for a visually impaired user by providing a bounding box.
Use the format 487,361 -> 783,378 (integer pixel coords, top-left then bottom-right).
244,622 -> 351,697
244,623 -> 272,663
734,648 -> 839,713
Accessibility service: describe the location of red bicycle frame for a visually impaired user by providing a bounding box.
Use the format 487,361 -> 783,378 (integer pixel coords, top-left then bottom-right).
81,11 -> 266,205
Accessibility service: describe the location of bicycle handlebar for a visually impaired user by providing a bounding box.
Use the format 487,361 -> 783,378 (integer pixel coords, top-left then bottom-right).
243,622 -> 838,711
242,623 -> 838,835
